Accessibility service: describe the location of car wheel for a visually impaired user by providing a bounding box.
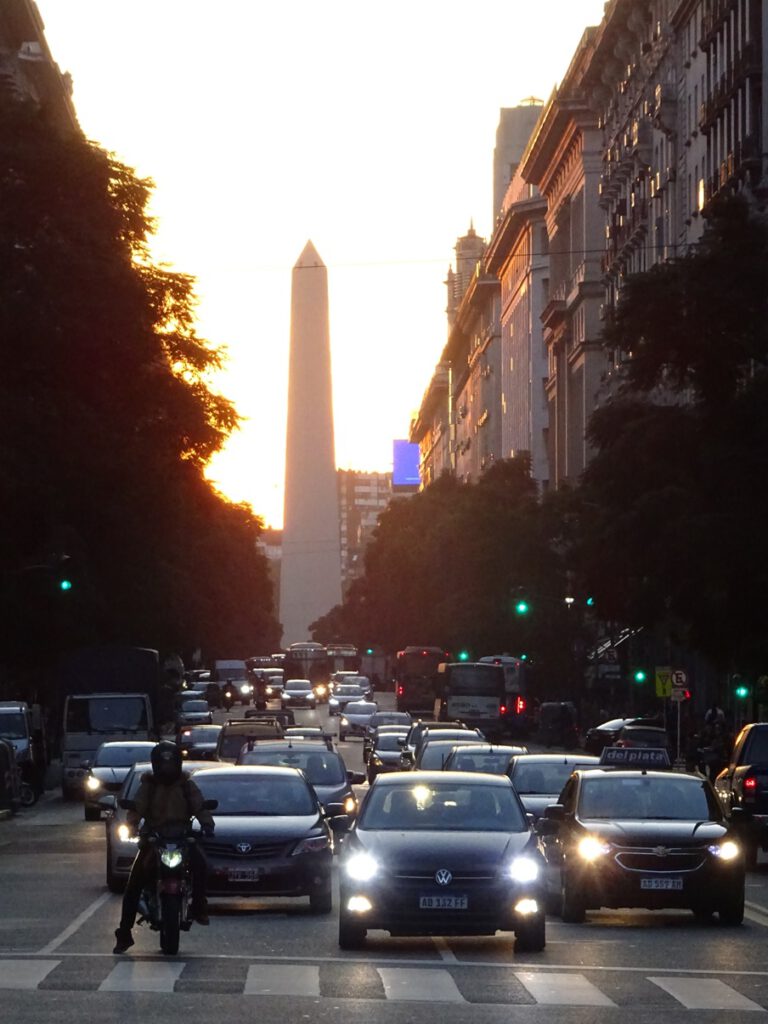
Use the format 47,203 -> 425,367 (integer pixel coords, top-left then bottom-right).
309,882 -> 333,914
560,877 -> 586,923
718,893 -> 745,926
514,911 -> 546,952
338,911 -> 366,949
84,804 -> 101,822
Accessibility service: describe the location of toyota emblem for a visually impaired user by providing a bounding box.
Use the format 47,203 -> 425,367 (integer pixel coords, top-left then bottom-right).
435,868 -> 452,886
236,842 -> 252,854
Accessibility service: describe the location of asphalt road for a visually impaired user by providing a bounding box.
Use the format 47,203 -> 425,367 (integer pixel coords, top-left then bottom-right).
2,691 -> 768,1023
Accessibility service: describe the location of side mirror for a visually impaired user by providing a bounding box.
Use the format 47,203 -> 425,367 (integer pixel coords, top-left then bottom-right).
543,803 -> 565,821
536,818 -> 559,837
99,794 -> 117,811
526,812 -> 535,826
119,797 -> 137,812
396,737 -> 407,747
80,759 -> 91,770
202,799 -> 218,811
347,771 -> 365,785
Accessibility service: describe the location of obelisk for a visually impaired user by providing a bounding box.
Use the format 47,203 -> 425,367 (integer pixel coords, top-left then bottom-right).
279,241 -> 342,644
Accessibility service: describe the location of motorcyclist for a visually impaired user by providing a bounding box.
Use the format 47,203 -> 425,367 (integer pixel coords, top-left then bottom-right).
113,740 -> 214,954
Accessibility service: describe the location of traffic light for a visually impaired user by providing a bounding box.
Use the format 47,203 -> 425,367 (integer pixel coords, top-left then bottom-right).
632,669 -> 648,684
58,577 -> 73,592
365,647 -> 374,656
586,596 -> 595,607
734,681 -> 750,699
514,599 -> 530,616
457,649 -> 470,662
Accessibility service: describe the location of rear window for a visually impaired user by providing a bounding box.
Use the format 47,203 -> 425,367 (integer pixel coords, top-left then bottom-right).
95,745 -> 155,767
239,749 -> 345,784
346,703 -> 377,714
375,735 -> 404,752
181,701 -> 208,713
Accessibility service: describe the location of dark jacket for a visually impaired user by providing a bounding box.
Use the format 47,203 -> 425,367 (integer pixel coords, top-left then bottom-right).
128,772 -> 214,833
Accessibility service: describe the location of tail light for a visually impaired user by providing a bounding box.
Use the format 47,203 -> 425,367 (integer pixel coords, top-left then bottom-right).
397,685 -> 404,697
515,696 -> 526,715
744,776 -> 758,792
500,704 -> 508,715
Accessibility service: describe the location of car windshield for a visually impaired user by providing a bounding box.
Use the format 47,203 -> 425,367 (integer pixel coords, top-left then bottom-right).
195,774 -> 317,815
511,761 -> 593,793
447,751 -> 513,773
95,744 -> 155,767
346,703 -> 377,715
376,735 -> 405,752
181,701 -> 208,713
288,681 -> 312,691
239,748 -> 345,784
336,686 -> 364,696
579,776 -> 720,820
360,782 -> 526,832
220,732 -> 278,758
419,743 -> 467,769
371,714 -> 410,727
66,696 -> 148,734
180,726 -> 220,742
0,712 -> 27,739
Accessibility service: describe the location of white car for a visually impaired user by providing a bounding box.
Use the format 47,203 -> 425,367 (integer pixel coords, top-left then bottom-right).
339,701 -> 378,741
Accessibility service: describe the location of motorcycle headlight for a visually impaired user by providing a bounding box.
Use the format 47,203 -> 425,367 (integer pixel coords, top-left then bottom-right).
508,856 -> 540,883
329,698 -> 339,706
240,684 -> 251,695
578,836 -> 611,862
345,852 -> 379,881
708,840 -> 740,861
86,776 -> 101,791
293,835 -> 331,856
266,686 -> 273,695
341,717 -> 349,726
315,685 -> 327,696
160,849 -> 184,868
117,824 -> 139,844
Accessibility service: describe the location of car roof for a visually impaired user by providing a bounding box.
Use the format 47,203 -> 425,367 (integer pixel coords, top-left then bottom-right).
97,740 -> 157,750
345,701 -> 377,709
373,770 -> 513,787
619,725 -> 667,732
190,764 -> 307,779
574,768 -> 700,782
242,739 -> 334,751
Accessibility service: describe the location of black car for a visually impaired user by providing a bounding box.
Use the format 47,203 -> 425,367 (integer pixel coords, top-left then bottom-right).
506,753 -> 600,820
442,743 -> 529,774
174,699 -> 213,729
363,718 -> 412,761
193,765 -> 340,912
538,761 -> 745,924
583,717 -> 662,756
412,733 -> 486,771
176,724 -> 222,761
83,741 -> 158,821
366,732 -> 410,784
281,679 -> 316,709
237,741 -> 363,818
338,772 -> 546,951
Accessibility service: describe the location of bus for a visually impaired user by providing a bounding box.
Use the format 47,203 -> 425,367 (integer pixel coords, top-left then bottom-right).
438,660 -> 528,739
325,643 -> 360,675
394,646 -> 451,714
282,642 -> 331,686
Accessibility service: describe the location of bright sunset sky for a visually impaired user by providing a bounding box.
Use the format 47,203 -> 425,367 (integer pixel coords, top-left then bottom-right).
37,0 -> 607,528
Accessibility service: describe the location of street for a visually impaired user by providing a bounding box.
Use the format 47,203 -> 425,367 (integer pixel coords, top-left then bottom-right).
2,696 -> 768,1023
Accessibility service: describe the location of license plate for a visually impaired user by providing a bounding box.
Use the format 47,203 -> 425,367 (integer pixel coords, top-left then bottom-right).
419,895 -> 468,909
640,877 -> 683,890
228,868 -> 261,882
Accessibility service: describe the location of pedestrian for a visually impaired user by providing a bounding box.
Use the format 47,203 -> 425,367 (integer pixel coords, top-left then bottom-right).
113,741 -> 214,954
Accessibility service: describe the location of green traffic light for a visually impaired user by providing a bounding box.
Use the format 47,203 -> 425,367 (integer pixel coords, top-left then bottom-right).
735,684 -> 749,699
515,600 -> 530,616
365,647 -> 374,656
457,650 -> 470,661
59,579 -> 73,592
586,596 -> 595,606
632,669 -> 647,684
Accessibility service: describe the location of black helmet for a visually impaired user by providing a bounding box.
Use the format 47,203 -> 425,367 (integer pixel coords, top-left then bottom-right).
151,740 -> 182,783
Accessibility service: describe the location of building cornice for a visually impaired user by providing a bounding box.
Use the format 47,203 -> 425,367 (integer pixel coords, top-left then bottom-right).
485,195 -> 547,275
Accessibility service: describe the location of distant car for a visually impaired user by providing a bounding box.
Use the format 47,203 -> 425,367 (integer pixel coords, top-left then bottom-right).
244,709 -> 296,729
237,741 -> 363,818
339,701 -> 378,741
338,772 -> 546,951
281,678 -> 317,709
283,726 -> 334,751
583,717 -> 662,756
364,711 -> 412,748
413,735 -> 487,771
366,732 -> 409,784
175,699 -> 213,729
101,759 -> 215,891
506,753 -> 600,820
176,724 -> 222,760
328,683 -> 367,716
83,741 -> 158,821
194,765 -> 339,912
441,743 -> 529,774
342,675 -> 373,699
363,723 -> 411,762
216,718 -> 284,762
614,725 -> 670,752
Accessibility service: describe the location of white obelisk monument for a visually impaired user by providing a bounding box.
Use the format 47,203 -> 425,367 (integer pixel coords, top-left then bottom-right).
279,241 -> 342,644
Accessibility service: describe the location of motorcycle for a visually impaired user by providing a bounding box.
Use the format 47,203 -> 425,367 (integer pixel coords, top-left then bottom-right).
222,686 -> 235,711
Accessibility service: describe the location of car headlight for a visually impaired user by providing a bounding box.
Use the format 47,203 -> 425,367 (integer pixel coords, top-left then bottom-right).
240,684 -> 251,695
160,849 -> 184,868
344,795 -> 357,814
86,776 -> 101,792
293,834 -> 331,856
578,836 -> 611,861
345,852 -> 379,881
340,717 -> 349,726
117,824 -> 139,844
329,698 -> 339,706
708,840 -> 740,861
315,685 -> 327,696
508,856 -> 540,883
181,748 -> 190,758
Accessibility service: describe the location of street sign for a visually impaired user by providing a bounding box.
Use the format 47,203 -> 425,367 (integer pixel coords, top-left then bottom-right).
670,690 -> 686,703
670,669 -> 688,702
655,666 -> 672,698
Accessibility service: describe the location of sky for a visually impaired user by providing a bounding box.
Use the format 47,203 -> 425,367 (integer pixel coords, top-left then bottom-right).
37,0 -> 607,528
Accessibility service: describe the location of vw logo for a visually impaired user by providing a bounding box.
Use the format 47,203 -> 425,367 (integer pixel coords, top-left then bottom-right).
435,868 -> 452,886
653,846 -> 670,858
236,842 -> 252,854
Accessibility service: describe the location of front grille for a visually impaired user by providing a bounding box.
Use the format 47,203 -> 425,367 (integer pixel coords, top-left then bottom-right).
392,870 -> 496,882
614,847 -> 705,873
202,840 -> 290,859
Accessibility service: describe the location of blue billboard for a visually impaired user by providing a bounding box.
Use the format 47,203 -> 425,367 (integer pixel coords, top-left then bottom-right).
392,440 -> 421,488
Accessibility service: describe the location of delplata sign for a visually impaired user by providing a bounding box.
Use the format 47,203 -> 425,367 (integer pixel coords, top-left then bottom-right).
599,746 -> 671,768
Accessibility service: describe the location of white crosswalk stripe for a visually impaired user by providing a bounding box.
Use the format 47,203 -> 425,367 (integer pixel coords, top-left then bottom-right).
0,959 -> 59,989
244,964 -> 319,996
516,971 -> 617,1006
649,977 -> 765,1012
377,966 -> 465,1002
98,960 -> 185,993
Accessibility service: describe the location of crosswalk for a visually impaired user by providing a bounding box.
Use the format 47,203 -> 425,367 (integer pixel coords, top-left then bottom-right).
0,957 -> 766,1008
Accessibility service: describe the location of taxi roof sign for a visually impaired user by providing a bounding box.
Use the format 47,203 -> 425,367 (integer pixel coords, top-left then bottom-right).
598,746 -> 671,768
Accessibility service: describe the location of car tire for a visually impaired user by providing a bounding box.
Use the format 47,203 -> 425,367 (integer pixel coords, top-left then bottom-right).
718,893 -> 745,926
309,882 -> 333,914
560,877 -> 586,923
514,911 -> 546,952
338,912 -> 366,949
84,804 -> 101,821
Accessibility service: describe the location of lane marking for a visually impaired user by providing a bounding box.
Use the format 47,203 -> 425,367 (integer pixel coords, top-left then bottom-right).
516,971 -> 616,1006
649,976 -> 765,1011
377,967 -> 465,1002
245,964 -> 319,996
0,959 -> 59,989
433,937 -> 458,962
37,892 -> 113,955
99,960 -> 185,993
